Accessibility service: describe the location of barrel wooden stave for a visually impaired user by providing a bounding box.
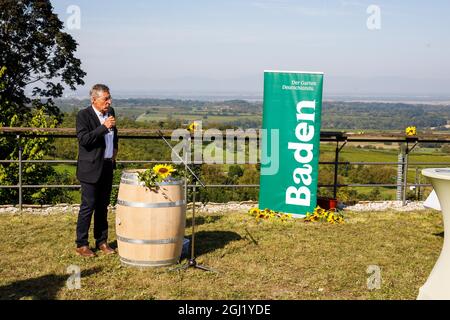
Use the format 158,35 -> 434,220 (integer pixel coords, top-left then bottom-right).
115,170 -> 186,267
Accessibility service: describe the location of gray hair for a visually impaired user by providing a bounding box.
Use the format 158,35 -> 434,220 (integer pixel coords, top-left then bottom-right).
90,84 -> 110,98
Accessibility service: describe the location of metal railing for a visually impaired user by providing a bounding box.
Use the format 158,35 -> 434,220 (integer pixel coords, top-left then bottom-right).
1,128 -> 450,209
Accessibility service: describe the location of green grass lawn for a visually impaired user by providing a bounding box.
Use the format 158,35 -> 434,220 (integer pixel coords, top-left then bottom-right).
351,187 -> 396,199
0,209 -> 443,300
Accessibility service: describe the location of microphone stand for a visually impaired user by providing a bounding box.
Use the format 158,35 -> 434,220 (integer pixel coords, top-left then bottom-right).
157,130 -> 217,273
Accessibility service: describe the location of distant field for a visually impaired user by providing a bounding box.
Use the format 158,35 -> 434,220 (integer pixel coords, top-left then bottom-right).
352,187 -> 397,199
136,112 -> 261,124
54,144 -> 450,180
320,143 -> 450,164
47,142 -> 447,204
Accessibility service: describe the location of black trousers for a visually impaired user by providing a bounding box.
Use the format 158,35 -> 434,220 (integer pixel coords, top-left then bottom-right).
76,160 -> 113,248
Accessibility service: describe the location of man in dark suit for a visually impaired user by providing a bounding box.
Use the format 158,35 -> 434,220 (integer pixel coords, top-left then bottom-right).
75,84 -> 118,257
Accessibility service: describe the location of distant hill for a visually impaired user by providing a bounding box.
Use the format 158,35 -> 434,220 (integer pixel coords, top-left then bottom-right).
321,101 -> 450,130
55,98 -> 450,131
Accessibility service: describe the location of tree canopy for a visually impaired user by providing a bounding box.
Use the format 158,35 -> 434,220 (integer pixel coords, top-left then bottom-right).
0,0 -> 86,123
0,0 -> 85,205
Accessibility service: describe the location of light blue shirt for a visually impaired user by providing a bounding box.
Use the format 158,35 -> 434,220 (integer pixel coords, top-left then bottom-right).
92,105 -> 114,159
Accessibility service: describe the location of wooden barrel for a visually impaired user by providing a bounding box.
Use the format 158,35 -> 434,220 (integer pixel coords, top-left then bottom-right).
115,170 -> 186,267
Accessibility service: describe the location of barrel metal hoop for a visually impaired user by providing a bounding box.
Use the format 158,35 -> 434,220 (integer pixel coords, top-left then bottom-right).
120,257 -> 178,267
117,235 -> 182,245
117,199 -> 185,208
120,178 -> 145,186
120,178 -> 183,186
120,172 -> 183,186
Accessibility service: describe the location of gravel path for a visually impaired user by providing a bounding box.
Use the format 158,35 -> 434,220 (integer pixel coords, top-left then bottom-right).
342,200 -> 430,212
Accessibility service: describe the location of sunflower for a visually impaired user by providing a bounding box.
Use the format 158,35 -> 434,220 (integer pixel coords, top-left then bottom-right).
304,206 -> 345,224
256,212 -> 266,220
405,126 -> 417,136
152,164 -> 175,180
187,122 -> 198,133
249,207 -> 260,216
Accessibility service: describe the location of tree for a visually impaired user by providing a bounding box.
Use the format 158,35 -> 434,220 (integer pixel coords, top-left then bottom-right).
227,165 -> 244,181
237,165 -> 259,201
0,0 -> 86,204
0,108 -> 73,204
0,0 -> 86,123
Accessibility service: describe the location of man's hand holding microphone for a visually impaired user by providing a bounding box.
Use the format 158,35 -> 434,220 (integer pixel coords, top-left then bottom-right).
104,115 -> 116,131
103,114 -> 117,167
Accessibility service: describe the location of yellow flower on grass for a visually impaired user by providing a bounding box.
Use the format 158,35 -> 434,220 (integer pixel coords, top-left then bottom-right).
405,126 -> 417,136
153,164 -> 175,179
256,212 -> 266,219
248,207 -> 293,222
305,206 -> 344,224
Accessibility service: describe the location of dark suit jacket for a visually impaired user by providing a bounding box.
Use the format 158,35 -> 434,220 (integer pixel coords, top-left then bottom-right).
76,106 -> 119,183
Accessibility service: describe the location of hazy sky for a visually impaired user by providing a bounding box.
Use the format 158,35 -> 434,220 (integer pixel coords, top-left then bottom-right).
51,0 -> 450,98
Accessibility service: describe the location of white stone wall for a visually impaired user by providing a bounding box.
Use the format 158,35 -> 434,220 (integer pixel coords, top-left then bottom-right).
0,200 -> 433,215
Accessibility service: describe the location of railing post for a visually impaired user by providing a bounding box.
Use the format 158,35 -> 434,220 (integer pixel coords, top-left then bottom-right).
333,141 -> 339,199
402,147 -> 409,206
417,169 -> 422,201
191,184 -> 196,259
333,139 -> 346,200
17,135 -> 23,211
184,132 -> 193,204
415,167 -> 419,200
397,145 -> 406,201
184,134 -> 188,203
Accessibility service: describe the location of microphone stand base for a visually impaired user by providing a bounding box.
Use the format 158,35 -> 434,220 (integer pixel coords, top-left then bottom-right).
170,258 -> 218,273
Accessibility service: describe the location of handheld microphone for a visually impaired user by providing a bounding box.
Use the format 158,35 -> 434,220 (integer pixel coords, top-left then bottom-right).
107,112 -> 114,132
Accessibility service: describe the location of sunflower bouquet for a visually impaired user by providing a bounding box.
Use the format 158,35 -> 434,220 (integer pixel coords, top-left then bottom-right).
304,206 -> 344,224
248,207 -> 292,222
137,164 -> 182,191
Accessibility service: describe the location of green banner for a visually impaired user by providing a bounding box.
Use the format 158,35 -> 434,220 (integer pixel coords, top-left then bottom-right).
259,70 -> 324,218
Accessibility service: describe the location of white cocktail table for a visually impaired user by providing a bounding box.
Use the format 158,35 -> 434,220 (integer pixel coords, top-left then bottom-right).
418,168 -> 450,300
